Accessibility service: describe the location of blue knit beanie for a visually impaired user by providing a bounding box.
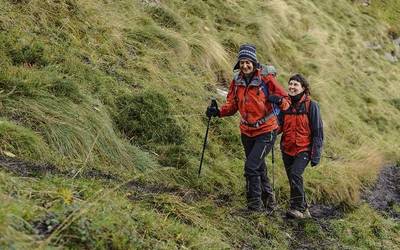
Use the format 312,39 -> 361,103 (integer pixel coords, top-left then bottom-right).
233,43 -> 259,70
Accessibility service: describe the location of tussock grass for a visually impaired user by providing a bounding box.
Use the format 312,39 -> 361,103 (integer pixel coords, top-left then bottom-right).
331,204 -> 400,249
0,119 -> 50,161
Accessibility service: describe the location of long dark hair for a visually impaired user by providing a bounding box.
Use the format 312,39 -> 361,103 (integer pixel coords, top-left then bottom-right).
288,73 -> 310,95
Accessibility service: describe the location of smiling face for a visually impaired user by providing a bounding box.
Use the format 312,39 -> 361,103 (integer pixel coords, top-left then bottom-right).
239,59 -> 254,75
288,80 -> 305,96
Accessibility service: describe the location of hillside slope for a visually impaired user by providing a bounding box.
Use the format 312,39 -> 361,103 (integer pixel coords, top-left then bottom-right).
0,0 -> 399,248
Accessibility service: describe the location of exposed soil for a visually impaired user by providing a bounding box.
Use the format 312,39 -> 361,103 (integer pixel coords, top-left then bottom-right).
1,155 -> 398,249
0,155 -> 206,204
0,155 -> 61,177
309,204 -> 344,219
362,165 -> 400,220
287,164 -> 400,249
0,155 -> 119,181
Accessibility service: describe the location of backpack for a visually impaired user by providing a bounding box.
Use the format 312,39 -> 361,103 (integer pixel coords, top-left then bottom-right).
259,64 -> 281,123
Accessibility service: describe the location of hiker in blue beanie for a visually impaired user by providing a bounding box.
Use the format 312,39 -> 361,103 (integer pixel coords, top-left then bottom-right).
207,44 -> 289,213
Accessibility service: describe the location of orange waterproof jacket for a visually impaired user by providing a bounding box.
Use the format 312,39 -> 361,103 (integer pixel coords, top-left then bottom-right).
280,95 -> 311,156
280,94 -> 324,163
219,69 -> 289,137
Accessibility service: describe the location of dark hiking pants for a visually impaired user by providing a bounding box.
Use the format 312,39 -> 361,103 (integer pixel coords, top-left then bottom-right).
241,132 -> 276,209
282,151 -> 310,212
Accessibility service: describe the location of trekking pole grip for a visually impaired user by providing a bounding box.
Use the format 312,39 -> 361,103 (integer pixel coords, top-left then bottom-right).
211,97 -> 217,108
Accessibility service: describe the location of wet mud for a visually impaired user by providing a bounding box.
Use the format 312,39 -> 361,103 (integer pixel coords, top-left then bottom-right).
363,165 -> 400,220
287,164 -> 400,249
309,204 -> 344,219
0,155 -> 61,177
0,155 -> 119,181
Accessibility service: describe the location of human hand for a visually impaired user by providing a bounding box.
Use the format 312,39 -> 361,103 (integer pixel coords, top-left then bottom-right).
268,95 -> 282,105
206,105 -> 219,117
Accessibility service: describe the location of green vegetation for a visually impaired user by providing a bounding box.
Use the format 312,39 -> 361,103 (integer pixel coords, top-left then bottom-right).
0,0 -> 399,248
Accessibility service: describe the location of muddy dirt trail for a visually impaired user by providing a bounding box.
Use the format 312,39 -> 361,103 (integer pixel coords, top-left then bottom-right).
287,164 -> 399,249
363,165 -> 400,220
0,155 -> 208,203
0,155 -> 118,180
1,155 -> 399,249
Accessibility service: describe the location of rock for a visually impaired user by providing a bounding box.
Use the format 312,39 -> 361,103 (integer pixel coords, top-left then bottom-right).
2,151 -> 16,158
140,0 -> 160,6
384,51 -> 398,63
393,37 -> 400,47
360,0 -> 370,6
364,41 -> 382,50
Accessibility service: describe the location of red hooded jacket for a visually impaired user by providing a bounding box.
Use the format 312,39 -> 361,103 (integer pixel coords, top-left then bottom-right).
219,69 -> 289,137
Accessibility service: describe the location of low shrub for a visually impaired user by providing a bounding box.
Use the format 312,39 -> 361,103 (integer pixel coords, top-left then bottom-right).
9,42 -> 48,67
114,90 -> 185,146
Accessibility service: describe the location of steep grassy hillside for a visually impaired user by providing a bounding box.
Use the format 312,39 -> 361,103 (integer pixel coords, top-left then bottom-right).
0,0 -> 399,248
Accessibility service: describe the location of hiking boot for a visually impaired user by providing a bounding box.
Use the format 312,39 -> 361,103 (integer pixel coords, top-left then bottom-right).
237,206 -> 264,216
247,197 -> 263,211
286,208 -> 311,219
303,208 -> 312,218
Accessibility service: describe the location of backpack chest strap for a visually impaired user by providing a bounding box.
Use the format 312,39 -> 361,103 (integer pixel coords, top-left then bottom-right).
240,113 -> 275,128
284,102 -> 308,115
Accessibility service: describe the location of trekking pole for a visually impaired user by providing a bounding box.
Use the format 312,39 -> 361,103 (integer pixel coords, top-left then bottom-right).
270,102 -> 280,192
198,98 -> 217,177
271,146 -> 275,191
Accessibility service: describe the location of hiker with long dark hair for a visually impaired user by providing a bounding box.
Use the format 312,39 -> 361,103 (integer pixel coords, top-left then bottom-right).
206,44 -> 289,212
277,74 -> 324,219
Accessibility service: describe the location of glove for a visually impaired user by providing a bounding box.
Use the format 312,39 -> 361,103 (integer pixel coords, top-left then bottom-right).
206,106 -> 220,118
268,95 -> 282,105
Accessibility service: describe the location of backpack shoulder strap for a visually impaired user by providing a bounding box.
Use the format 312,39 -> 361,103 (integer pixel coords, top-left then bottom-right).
232,71 -> 241,101
307,99 -> 318,134
307,99 -> 316,120
259,77 -> 269,97
260,76 -> 281,118
233,70 -> 240,80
